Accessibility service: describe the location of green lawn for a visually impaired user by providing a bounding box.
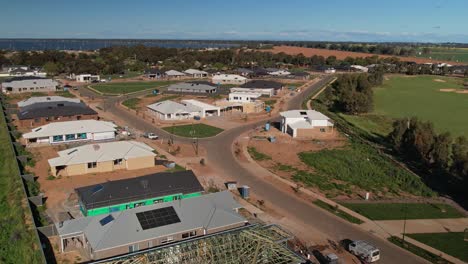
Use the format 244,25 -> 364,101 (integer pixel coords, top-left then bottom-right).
163,124 -> 223,138
122,98 -> 141,110
0,102 -> 43,263
91,80 -> 175,94
373,75 -> 468,137
342,203 -> 464,220
313,200 -> 363,224
388,236 -> 452,264
297,141 -> 435,197
407,232 -> 468,262
416,47 -> 468,63
102,71 -> 143,80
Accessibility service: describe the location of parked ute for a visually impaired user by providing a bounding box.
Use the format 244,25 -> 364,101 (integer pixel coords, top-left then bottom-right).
144,132 -> 159,140
348,240 -> 380,263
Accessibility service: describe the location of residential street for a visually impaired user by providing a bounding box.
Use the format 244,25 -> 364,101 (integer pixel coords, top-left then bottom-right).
95,76 -> 428,264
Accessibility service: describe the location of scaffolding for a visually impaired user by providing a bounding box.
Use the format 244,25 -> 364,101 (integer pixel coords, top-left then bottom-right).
92,224 -> 304,264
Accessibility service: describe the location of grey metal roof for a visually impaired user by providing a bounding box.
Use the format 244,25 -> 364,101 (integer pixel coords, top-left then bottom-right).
17,101 -> 97,120
240,80 -> 283,90
3,76 -> 47,82
17,96 -> 80,107
147,100 -> 199,114
57,191 -> 246,252
76,170 -> 204,210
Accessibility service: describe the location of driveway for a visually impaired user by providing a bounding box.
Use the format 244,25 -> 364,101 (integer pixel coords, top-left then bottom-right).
93,76 -> 428,264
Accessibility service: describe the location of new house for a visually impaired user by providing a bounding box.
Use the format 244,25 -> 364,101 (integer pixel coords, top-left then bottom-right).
75,170 -> 204,216
75,74 -> 101,83
167,82 -> 217,94
240,80 -> 284,95
230,87 -> 274,97
1,76 -> 59,94
184,69 -> 208,78
22,120 -> 116,144
228,92 -> 262,103
212,74 -> 248,85
280,110 -> 334,138
225,92 -> 265,113
146,100 -> 199,120
57,191 -> 247,260
145,69 -> 166,79
165,70 -> 186,79
181,99 -> 221,118
48,141 -> 156,177
17,97 -> 98,127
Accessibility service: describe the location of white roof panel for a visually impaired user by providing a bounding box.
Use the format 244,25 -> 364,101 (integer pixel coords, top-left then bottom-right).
23,120 -> 116,139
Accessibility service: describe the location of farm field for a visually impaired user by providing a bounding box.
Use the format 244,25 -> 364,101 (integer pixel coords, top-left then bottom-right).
342,203 -> 464,220
372,75 -> 468,137
263,46 -> 464,65
90,80 -> 175,94
0,102 -> 43,263
407,232 -> 468,262
416,47 -> 468,63
163,123 -> 224,138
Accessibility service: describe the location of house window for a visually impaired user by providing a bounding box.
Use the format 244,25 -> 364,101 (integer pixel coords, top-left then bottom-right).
182,231 -> 197,239
134,202 -> 145,208
153,199 -> 163,204
161,236 -> 174,244
65,134 -> 76,141
148,240 -> 153,248
113,159 -> 123,165
77,133 -> 87,139
52,135 -> 63,142
34,118 -> 40,123
87,162 -> 97,169
128,244 -> 139,253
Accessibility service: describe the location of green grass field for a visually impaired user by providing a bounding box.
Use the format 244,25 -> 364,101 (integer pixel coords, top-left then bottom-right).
247,147 -> 272,161
163,124 -> 223,138
342,203 -> 463,220
372,75 -> 468,137
388,236 -> 452,264
122,98 -> 141,110
91,80 -> 175,94
313,200 -> 363,224
416,47 -> 468,63
102,71 -> 143,80
0,103 -> 43,263
407,232 -> 468,262
297,141 -> 435,197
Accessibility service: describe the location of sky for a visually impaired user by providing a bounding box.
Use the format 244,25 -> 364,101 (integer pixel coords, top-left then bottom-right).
1,0 -> 468,43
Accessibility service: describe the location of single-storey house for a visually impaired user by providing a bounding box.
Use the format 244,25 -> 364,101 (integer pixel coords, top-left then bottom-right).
17,96 -> 80,107
184,69 -> 208,78
165,70 -> 186,79
167,82 -> 217,94
75,170 -> 204,216
268,69 -> 291,76
23,120 -> 116,144
145,69 -> 165,79
280,110 -> 334,138
291,71 -> 310,80
212,74 -> 248,85
1,76 -> 59,94
240,80 -> 284,95
350,65 -> 369,72
146,100 -> 199,120
181,99 -> 221,118
75,74 -> 101,83
48,140 -> 156,177
230,87 -> 274,97
57,191 -> 247,260
17,100 -> 98,127
236,68 -> 254,77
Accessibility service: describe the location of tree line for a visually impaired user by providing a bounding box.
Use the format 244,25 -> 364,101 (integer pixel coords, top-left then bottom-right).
389,118 -> 468,192
323,71 -> 384,114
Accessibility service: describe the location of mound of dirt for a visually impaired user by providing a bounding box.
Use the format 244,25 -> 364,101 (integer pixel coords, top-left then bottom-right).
455,90 -> 468,94
433,79 -> 446,83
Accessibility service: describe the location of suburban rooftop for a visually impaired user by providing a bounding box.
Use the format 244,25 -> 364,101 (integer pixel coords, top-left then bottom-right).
23,120 -> 116,139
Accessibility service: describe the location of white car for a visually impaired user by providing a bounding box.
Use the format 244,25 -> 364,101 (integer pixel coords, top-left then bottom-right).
349,240 -> 380,262
144,132 -> 159,140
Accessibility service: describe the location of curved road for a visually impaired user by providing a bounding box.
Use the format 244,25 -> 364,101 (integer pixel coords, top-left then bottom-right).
91,76 -> 427,264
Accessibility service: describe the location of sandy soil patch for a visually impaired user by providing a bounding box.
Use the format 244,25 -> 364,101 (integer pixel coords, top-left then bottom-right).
261,46 -> 463,65
439,88 -> 457,92
455,90 -> 468,94
433,78 -> 447,83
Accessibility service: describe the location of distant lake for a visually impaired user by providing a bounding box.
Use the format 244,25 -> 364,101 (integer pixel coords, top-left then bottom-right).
0,39 -> 240,51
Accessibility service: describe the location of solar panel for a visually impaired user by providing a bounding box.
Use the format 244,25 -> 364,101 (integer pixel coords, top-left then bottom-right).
99,215 -> 114,226
136,206 -> 181,230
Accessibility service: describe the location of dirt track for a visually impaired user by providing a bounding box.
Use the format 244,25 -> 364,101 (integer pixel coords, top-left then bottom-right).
262,45 -> 463,65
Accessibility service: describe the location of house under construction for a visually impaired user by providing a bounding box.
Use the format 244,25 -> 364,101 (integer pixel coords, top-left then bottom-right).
91,224 -> 304,264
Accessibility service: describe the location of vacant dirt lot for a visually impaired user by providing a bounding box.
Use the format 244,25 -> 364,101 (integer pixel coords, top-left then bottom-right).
263,45 -> 463,65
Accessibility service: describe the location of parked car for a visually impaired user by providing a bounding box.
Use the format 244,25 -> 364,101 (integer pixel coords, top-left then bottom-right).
348,240 -> 380,263
143,132 -> 159,140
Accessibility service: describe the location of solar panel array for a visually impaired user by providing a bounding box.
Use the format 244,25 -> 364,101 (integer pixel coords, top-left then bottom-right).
99,214 -> 114,226
136,206 -> 181,230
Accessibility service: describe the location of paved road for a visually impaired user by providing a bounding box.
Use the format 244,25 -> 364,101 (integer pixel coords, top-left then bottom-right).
98,76 -> 427,264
